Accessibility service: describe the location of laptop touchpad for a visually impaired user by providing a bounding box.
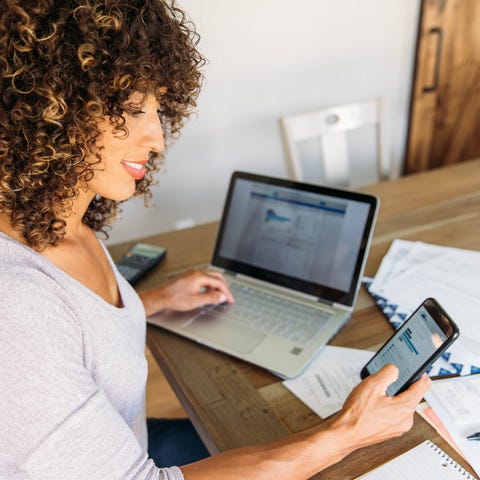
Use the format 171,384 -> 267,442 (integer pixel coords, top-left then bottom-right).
183,313 -> 265,354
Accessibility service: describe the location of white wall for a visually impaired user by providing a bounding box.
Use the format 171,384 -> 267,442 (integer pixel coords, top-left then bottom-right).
106,0 -> 420,245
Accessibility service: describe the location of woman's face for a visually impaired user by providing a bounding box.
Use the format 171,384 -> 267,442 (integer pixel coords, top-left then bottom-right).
85,92 -> 165,202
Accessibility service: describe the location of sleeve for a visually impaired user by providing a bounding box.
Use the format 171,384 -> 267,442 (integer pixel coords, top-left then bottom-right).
0,277 -> 184,480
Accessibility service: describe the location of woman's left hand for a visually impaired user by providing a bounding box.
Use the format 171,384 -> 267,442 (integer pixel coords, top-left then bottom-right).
139,269 -> 234,316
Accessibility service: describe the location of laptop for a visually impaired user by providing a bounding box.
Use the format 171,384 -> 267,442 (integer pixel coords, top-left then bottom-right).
148,171 -> 378,378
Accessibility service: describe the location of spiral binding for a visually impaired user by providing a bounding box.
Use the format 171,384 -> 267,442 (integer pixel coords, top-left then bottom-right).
426,440 -> 477,479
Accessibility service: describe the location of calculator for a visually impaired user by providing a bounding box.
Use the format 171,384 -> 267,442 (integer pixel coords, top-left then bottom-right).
116,243 -> 167,284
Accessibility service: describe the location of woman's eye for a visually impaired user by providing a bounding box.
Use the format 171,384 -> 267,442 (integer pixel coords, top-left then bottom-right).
130,109 -> 146,117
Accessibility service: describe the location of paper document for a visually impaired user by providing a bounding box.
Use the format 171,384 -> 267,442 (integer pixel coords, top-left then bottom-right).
354,440 -> 477,480
425,375 -> 480,477
416,402 -> 463,456
365,239 -> 480,376
283,346 -> 374,418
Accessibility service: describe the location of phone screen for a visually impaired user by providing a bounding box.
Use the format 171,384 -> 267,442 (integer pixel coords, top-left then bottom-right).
362,298 -> 458,396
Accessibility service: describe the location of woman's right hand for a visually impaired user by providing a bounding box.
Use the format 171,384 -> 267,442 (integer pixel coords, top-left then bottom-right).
181,364 -> 431,480
332,364 -> 431,451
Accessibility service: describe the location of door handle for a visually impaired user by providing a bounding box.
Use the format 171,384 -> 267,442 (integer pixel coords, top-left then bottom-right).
423,27 -> 443,93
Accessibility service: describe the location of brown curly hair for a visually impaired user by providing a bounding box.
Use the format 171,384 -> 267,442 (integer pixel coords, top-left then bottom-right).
0,0 -> 205,249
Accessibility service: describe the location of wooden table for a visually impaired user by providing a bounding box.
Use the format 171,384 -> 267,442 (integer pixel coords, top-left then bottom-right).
109,159 -> 480,479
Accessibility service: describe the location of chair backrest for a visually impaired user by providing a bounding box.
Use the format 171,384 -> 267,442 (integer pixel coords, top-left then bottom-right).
278,99 -> 390,188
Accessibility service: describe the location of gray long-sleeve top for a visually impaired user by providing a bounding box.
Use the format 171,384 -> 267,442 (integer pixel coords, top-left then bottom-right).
0,233 -> 183,480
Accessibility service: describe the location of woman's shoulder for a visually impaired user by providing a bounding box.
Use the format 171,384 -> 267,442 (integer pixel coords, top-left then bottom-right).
0,231 -> 46,265
0,233 -> 81,330
0,233 -> 65,289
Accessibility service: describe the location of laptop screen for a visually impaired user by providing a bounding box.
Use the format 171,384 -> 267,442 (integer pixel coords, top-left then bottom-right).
212,171 -> 378,307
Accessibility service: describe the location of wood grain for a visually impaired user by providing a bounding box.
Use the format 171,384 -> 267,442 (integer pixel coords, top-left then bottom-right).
147,329 -> 290,454
145,346 -> 186,419
405,0 -> 480,173
110,159 -> 480,478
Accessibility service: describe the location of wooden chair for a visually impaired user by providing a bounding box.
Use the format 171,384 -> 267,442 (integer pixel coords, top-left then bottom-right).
278,99 -> 390,187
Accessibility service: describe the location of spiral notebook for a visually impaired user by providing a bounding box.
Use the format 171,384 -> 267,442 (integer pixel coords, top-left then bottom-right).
355,440 -> 477,479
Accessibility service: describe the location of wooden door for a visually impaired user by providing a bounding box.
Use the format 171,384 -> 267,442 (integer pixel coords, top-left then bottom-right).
405,0 -> 480,174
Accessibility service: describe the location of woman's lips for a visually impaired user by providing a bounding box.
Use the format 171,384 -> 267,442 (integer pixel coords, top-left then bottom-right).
121,160 -> 147,180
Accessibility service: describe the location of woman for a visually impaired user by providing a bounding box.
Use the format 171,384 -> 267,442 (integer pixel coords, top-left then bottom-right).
0,1 -> 430,479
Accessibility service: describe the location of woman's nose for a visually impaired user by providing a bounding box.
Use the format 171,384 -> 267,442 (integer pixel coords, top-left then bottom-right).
149,117 -> 165,153
142,114 -> 165,153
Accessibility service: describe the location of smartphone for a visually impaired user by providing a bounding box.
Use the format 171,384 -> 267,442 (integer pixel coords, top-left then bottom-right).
360,297 -> 459,396
116,243 -> 167,284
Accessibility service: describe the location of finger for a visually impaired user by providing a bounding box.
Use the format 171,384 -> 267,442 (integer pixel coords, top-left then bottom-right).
397,373 -> 432,404
196,273 -> 234,303
202,270 -> 237,291
204,289 -> 229,304
189,290 -> 229,309
203,269 -> 228,282
367,364 -> 399,392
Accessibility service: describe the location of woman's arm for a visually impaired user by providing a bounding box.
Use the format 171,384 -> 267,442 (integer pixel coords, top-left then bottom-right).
139,271 -> 431,479
180,365 -> 431,480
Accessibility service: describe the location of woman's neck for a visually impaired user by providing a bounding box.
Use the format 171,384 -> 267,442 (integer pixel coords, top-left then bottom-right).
0,186 -> 96,248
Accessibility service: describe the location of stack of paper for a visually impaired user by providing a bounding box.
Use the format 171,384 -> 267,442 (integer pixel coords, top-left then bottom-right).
365,239 -> 480,376
425,375 -> 480,477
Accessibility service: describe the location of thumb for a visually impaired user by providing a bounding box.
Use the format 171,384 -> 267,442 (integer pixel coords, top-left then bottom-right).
397,373 -> 432,403
369,363 -> 399,391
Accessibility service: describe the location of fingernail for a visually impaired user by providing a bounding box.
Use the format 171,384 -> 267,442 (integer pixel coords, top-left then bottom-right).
218,293 -> 227,303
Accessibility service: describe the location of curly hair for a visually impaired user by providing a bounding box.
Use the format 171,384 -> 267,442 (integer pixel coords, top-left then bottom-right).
0,0 -> 205,249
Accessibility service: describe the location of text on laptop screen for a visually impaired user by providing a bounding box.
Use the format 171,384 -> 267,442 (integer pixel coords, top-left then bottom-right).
212,173 -> 377,305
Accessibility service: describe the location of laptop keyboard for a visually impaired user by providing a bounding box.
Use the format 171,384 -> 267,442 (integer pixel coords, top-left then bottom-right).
209,281 -> 334,345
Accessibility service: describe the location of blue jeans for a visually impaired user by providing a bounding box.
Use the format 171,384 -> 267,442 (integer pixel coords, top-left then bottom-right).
147,418 -> 210,468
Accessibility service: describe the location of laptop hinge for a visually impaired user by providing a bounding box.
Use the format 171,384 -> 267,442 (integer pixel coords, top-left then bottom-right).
331,302 -> 352,312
